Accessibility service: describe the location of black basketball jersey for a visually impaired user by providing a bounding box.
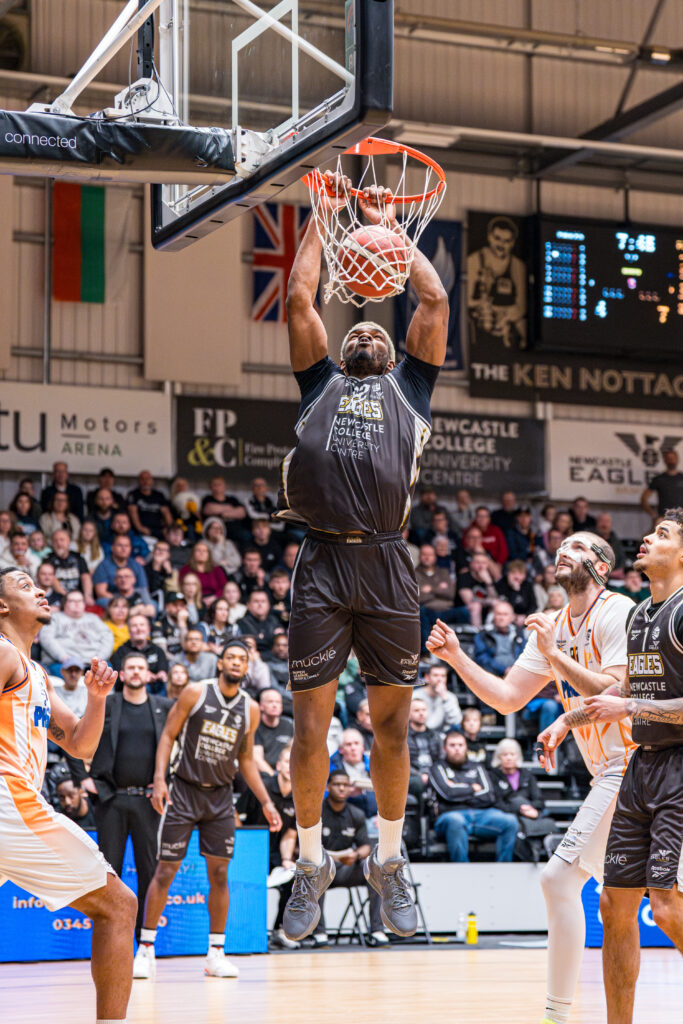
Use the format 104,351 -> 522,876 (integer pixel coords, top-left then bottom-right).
627,586 -> 683,748
171,682 -> 250,787
276,353 -> 438,534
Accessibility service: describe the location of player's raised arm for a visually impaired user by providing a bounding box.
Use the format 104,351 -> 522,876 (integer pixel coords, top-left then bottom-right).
286,172 -> 349,371
45,657 -> 117,760
404,247 -> 449,366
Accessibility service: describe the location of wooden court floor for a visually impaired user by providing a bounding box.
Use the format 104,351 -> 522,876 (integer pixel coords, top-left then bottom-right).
1,947 -> 681,1023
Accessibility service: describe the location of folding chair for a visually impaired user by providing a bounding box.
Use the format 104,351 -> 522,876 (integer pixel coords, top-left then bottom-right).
330,885 -> 370,946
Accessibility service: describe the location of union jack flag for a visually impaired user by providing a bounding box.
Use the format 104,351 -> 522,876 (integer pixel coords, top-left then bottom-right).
252,203 -> 312,322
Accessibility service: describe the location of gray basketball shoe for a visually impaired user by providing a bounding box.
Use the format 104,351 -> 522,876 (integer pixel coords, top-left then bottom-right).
363,847 -> 418,937
282,850 -> 336,941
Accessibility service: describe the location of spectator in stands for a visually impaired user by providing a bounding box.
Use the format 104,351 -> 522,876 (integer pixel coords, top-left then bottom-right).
427,509 -> 460,554
199,597 -> 239,655
594,512 -> 625,575
313,770 -> 386,947
253,689 -> 295,775
105,511 -> 148,560
641,445 -> 683,520
408,697 -> 442,785
473,600 -> 526,677
495,559 -> 537,622
163,522 -> 191,570
278,542 -> 300,576
151,591 -> 188,658
202,517 -> 241,575
246,476 -> 279,525
76,520 -> 104,575
172,627 -> 217,682
222,580 -> 247,625
144,538 -> 175,602
235,589 -> 285,652
461,707 -> 489,765
28,529 -> 49,562
250,518 -> 283,574
471,505 -> 509,567
86,468 -> 126,515
455,525 -> 494,576
433,536 -> 456,574
39,590 -> 114,669
231,549 -> 267,600
178,540 -> 228,602
11,492 -> 40,535
570,496 -> 596,532
179,571 -> 204,624
490,738 -> 556,859
458,552 -> 500,627
45,529 -> 93,602
451,489 -> 476,535
93,534 -> 148,603
491,490 -> 518,537
51,657 -> 88,717
241,633 -> 274,697
89,488 -> 116,543
532,527 -> 564,577
538,503 -> 557,534
40,492 -> 80,541
1,530 -> 41,579
14,478 -> 42,521
545,585 -> 568,612
552,511 -> 573,539
619,567 -> 651,604
0,510 -> 13,557
127,470 -> 172,541
36,561 -> 64,607
263,633 -> 290,690
111,567 -> 156,619
410,487 -> 442,544
51,766 -> 96,830
413,664 -> 462,733
112,613 -> 169,692
521,679 -> 564,735
267,569 -> 291,627
41,461 -> 84,521
329,729 -> 376,818
340,656 -> 366,723
200,475 -> 247,543
506,506 -> 537,563
166,662 -> 190,701
401,525 -> 420,568
415,543 -> 465,649
352,698 -> 374,751
104,595 -> 130,652
429,732 -> 518,863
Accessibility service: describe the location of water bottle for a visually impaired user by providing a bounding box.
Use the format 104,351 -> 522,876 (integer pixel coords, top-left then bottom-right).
466,911 -> 478,945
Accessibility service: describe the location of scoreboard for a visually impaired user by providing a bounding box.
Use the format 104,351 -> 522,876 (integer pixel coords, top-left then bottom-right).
537,217 -> 683,359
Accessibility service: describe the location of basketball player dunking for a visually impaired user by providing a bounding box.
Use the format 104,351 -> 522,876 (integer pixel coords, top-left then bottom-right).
427,532 -> 635,1024
0,567 -> 136,1024
573,509 -> 683,1024
277,172 -> 448,941
133,639 -> 281,979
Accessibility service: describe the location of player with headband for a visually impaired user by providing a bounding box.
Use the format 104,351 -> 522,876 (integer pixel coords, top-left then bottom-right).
426,531 -> 635,1024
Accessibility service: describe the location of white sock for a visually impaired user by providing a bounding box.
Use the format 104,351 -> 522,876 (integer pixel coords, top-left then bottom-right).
544,995 -> 572,1023
377,815 -> 404,864
297,820 -> 323,865
96,1019 -> 126,1023
139,928 -> 156,946
540,854 -> 591,1014
209,932 -> 225,949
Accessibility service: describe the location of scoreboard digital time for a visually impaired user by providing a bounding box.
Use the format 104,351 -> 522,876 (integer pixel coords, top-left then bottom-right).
537,217 -> 683,359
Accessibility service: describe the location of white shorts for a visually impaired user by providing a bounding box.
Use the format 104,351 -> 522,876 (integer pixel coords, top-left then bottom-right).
553,772 -> 623,883
0,774 -> 112,912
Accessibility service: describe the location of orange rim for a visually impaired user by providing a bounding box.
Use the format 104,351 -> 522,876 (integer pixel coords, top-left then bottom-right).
303,136 -> 447,205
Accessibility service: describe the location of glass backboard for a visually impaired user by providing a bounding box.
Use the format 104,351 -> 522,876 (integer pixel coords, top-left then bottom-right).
151,0 -> 394,251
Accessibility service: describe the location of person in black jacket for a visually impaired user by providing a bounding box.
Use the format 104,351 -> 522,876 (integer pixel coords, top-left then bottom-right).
84,652 -> 173,940
407,697 -> 442,785
429,732 -> 518,862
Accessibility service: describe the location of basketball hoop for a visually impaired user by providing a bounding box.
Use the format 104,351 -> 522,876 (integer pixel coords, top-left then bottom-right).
303,137 -> 447,307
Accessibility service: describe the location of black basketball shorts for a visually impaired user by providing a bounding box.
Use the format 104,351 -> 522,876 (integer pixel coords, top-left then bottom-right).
603,746 -> 683,890
288,532 -> 420,692
157,776 -> 235,862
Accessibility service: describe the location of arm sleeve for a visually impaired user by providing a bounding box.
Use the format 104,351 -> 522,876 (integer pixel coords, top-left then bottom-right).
595,596 -> 631,668
390,352 -> 440,421
514,628 -> 553,677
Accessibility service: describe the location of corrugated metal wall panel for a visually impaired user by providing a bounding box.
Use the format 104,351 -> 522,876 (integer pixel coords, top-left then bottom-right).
31,0 -> 131,82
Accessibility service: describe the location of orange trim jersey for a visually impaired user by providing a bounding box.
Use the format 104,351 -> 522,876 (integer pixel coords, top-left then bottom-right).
517,590 -> 636,778
0,635 -> 50,790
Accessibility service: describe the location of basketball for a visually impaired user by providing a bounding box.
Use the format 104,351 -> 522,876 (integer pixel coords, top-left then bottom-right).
336,225 -> 408,298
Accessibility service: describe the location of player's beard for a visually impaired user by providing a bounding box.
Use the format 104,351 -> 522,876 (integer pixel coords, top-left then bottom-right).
557,562 -> 592,596
344,346 -> 389,378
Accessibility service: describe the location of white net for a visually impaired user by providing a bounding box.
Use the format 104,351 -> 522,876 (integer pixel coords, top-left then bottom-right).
304,139 -> 447,307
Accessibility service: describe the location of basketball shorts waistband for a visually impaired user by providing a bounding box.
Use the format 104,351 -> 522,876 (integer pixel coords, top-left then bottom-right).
306,528 -> 402,546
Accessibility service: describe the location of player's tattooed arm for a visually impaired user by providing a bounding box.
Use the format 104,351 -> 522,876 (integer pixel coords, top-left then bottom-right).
48,716 -> 66,742
563,706 -> 592,729
625,697 -> 683,724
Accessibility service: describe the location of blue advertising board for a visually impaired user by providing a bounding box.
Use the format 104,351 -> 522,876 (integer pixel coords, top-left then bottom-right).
0,827 -> 268,962
582,878 -> 673,948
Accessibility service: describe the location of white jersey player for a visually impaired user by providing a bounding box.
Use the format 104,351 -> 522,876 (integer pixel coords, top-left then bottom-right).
427,532 -> 634,1024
